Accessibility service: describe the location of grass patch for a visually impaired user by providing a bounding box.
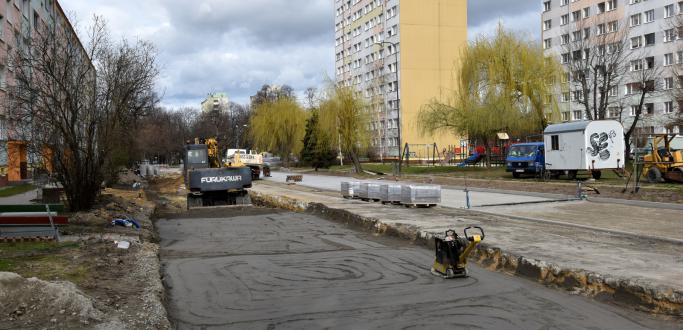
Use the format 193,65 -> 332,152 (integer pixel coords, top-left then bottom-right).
0,184 -> 35,197
0,241 -> 88,283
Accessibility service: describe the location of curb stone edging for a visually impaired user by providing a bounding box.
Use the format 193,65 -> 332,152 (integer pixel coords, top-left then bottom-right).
250,189 -> 683,317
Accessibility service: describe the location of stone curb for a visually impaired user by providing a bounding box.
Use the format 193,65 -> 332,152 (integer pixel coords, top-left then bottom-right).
249,189 -> 683,317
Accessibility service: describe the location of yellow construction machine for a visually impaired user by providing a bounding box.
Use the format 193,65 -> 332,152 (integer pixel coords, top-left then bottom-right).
642,134 -> 683,183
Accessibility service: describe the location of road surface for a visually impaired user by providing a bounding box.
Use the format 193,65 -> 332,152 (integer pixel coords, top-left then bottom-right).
158,207 -> 672,329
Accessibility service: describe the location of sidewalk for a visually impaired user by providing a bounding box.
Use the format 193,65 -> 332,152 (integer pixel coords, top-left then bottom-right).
250,180 -> 683,316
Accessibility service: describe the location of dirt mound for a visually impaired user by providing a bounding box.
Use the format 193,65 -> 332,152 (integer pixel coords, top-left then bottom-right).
0,272 -> 118,328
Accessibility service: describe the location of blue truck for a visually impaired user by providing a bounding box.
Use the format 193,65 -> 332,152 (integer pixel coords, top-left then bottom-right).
505,142 -> 545,178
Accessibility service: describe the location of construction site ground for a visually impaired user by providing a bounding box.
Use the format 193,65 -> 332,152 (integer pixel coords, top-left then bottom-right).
252,174 -> 683,317
0,176 -> 170,329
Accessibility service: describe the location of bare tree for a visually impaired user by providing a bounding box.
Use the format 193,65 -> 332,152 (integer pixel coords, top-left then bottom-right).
7,16 -> 159,211
622,58 -> 663,158
561,14 -> 631,120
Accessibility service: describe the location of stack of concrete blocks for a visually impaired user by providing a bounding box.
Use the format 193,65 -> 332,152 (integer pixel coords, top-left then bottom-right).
359,183 -> 382,201
340,181 -> 361,199
401,185 -> 441,207
379,184 -> 403,204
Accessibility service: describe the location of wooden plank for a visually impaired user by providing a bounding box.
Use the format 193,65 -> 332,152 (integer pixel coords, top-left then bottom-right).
0,216 -> 69,225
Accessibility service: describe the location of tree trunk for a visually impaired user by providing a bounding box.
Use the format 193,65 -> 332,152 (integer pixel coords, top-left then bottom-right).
350,149 -> 363,174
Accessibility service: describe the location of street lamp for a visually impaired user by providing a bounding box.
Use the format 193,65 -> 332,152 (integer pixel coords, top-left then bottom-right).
235,124 -> 248,149
375,40 -> 401,175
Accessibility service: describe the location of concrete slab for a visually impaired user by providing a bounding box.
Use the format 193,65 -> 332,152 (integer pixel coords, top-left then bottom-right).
158,209 -> 674,329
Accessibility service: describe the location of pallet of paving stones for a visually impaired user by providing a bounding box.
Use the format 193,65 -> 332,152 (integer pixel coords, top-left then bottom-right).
341,181 -> 361,199
400,185 -> 441,207
358,183 -> 382,202
341,181 -> 441,207
379,184 -> 402,204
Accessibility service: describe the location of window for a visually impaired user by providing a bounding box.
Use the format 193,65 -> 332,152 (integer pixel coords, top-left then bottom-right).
630,36 -> 642,49
644,103 -> 654,115
644,9 -> 655,23
607,0 -> 617,11
561,92 -> 570,102
665,101 -> 674,113
608,107 -> 620,119
562,72 -> 570,83
597,23 -> 606,35
561,14 -> 569,25
665,77 -> 675,89
629,0 -> 641,3
544,19 -> 552,31
544,38 -> 552,49
551,135 -> 560,150
583,7 -> 590,18
561,0 -> 569,5
665,53 -> 674,66
679,1 -> 683,14
665,29 -> 677,42
677,51 -> 683,63
561,34 -> 570,45
544,1 -> 551,12
572,90 -> 584,101
630,105 -> 638,116
630,59 -> 643,71
573,110 -> 583,120
561,112 -> 570,121
625,82 -> 639,94
665,4 -> 674,18
644,56 -> 654,69
584,28 -> 590,39
561,52 -> 570,63
609,85 -> 618,97
598,2 -> 606,14
644,33 -> 655,46
607,20 -> 618,32
630,13 -> 641,26
572,10 -> 581,21
573,30 -> 582,41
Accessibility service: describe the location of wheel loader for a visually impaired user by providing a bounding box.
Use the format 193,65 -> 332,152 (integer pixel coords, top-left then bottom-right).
642,134 -> 683,183
183,138 -> 252,209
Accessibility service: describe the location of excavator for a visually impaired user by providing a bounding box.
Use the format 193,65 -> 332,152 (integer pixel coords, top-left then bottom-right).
642,134 -> 683,183
183,137 -> 252,209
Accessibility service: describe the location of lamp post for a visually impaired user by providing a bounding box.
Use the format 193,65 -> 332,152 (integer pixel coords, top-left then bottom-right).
375,40 -> 401,175
235,124 -> 248,149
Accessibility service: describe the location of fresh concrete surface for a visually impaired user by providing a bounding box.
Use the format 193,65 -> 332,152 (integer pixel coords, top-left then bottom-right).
157,208 -> 674,329
250,181 -> 683,315
267,171 -> 555,208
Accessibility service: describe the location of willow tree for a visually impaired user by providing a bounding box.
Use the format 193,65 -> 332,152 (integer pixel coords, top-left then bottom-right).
250,98 -> 307,166
418,26 -> 562,166
318,85 -> 371,174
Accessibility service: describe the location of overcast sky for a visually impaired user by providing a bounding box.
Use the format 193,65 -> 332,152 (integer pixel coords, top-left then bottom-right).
60,0 -> 540,108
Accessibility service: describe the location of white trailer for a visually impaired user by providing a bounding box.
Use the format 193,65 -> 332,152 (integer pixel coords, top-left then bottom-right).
543,120 -> 625,180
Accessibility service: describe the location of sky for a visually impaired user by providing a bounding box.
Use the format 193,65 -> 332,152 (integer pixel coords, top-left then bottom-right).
60,0 -> 540,108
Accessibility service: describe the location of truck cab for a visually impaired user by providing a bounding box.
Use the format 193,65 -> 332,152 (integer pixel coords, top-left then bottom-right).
506,142 -> 545,178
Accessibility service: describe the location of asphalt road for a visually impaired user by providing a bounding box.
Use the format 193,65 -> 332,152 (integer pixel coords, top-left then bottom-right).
157,207 -> 673,329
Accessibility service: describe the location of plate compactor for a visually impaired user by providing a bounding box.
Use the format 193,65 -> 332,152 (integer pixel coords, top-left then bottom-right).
431,226 -> 485,278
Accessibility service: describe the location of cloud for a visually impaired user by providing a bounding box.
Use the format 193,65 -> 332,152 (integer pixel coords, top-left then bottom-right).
61,0 -> 541,107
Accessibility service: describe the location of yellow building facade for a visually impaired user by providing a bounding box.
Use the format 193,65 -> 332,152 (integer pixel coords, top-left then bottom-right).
334,0 -> 467,159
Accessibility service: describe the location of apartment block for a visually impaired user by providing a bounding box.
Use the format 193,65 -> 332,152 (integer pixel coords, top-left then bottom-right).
0,0 -> 89,181
201,92 -> 230,113
542,0 -> 683,136
334,0 -> 467,158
